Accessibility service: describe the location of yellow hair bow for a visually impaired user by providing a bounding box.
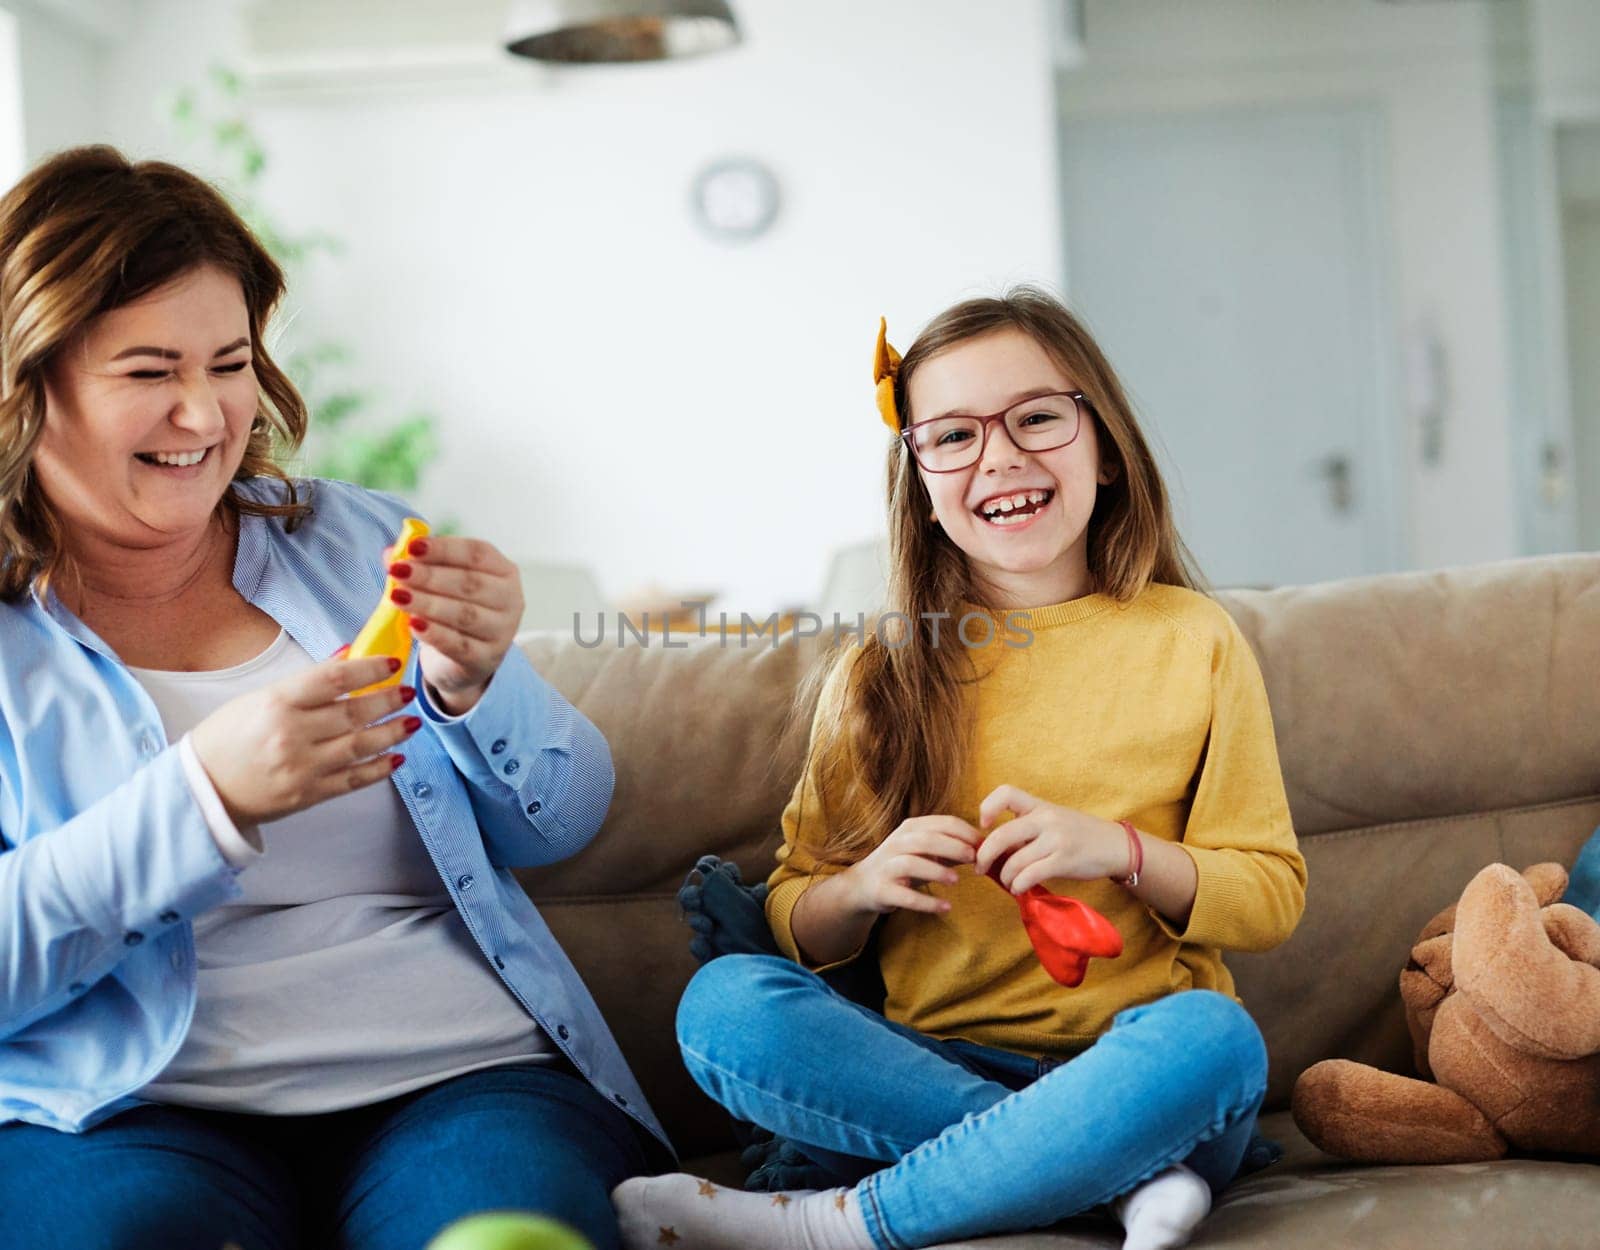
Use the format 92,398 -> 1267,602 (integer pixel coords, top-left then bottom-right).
874,316 -> 903,434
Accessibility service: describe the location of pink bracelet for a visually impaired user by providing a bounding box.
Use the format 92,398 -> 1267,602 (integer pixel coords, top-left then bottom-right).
1114,819 -> 1142,888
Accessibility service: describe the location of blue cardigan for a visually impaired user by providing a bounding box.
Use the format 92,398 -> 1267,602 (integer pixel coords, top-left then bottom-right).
0,477 -> 670,1159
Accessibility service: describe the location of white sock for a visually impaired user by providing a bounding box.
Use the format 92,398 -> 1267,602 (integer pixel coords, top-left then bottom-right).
1113,1164 -> 1212,1250
612,1173 -> 875,1250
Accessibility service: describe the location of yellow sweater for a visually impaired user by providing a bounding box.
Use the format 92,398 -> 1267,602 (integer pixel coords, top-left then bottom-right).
766,584 -> 1306,1058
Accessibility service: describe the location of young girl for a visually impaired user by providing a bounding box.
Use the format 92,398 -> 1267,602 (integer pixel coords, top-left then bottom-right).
613,288 -> 1306,1250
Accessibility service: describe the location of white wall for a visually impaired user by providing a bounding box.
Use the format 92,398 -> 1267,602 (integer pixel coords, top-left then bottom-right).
7,0 -> 103,163
0,8 -> 24,187
1061,0 -> 1523,574
98,0 -> 1063,613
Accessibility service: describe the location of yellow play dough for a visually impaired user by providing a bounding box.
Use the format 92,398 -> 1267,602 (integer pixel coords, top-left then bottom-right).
346,516 -> 430,694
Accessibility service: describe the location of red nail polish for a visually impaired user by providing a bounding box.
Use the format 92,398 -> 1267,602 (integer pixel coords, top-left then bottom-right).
399,685 -> 416,702
408,539 -> 430,557
388,561 -> 412,579
403,716 -> 422,733
410,617 -> 428,633
390,754 -> 406,769
390,588 -> 412,606
334,644 -> 351,659
387,657 -> 402,673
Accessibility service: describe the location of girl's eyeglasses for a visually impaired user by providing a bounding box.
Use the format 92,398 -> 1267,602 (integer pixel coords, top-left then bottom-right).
899,391 -> 1088,474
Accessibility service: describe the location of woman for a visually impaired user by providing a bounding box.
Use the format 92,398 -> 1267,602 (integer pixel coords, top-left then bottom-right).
0,146 -> 668,1250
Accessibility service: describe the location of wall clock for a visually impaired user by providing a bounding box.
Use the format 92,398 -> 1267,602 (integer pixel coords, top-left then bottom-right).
691,157 -> 781,241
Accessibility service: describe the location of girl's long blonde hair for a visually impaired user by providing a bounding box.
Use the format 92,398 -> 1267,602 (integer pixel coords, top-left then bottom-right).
797,287 -> 1204,864
0,145 -> 310,601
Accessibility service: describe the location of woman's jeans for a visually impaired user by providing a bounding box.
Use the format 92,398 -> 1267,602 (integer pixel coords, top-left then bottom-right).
678,955 -> 1268,1250
0,1063 -> 650,1250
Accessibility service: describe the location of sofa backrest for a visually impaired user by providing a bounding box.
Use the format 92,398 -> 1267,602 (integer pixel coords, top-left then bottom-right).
515,554 -> 1600,1159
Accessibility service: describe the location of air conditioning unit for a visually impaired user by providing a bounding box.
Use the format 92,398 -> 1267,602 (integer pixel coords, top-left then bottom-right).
9,0 -> 131,43
240,0 -> 532,95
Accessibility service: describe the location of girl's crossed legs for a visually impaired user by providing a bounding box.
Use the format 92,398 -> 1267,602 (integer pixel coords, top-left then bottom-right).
617,954 -> 1266,1250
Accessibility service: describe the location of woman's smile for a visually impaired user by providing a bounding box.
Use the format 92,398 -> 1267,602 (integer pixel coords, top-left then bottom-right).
133,443 -> 220,478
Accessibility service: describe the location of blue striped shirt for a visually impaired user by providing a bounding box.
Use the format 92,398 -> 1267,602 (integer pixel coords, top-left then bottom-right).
0,477 -> 669,1158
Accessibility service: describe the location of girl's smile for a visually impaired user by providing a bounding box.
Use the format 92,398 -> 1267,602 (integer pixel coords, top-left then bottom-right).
972,486 -> 1056,528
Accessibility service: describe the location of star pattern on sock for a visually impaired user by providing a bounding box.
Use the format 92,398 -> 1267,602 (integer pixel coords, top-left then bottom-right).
612,1174 -> 873,1250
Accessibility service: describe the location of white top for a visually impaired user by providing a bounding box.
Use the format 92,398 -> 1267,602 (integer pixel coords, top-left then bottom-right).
130,630 -> 553,1114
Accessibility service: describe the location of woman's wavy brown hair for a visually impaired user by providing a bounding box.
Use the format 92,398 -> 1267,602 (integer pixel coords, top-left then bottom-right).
796,286 -> 1204,865
0,145 -> 310,601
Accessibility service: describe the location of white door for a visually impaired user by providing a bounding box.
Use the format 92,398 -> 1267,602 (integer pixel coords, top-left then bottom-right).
1565,205 -> 1600,551
1059,106 -> 1401,587
1497,97 -> 1580,556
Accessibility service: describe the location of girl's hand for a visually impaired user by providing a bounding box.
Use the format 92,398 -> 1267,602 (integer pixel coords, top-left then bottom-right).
190,656 -> 421,826
974,785 -> 1130,894
388,534 -> 525,716
841,815 -> 981,916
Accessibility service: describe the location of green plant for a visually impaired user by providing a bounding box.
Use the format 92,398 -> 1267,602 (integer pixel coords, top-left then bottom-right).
168,66 -> 440,502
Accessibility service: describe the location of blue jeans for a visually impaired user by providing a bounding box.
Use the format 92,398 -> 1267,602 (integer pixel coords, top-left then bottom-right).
678,955 -> 1267,1250
0,1063 -> 650,1250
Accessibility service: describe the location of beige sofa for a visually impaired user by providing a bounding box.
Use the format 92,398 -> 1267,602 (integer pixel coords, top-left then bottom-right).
515,554 -> 1600,1249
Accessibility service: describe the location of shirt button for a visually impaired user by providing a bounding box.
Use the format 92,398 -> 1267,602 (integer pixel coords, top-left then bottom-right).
413,782 -> 433,799
613,1093 -> 629,1107
493,955 -> 506,970
503,759 -> 520,776
526,800 -> 542,816
158,910 -> 180,924
556,1024 -> 570,1041
137,730 -> 159,758
457,874 -> 475,891
67,982 -> 85,995
123,931 -> 144,947
490,738 -> 508,755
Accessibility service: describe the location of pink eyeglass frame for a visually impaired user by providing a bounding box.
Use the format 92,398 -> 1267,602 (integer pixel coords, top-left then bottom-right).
898,390 -> 1090,473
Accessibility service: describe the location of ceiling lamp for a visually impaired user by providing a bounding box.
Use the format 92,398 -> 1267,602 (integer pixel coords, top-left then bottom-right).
504,0 -> 741,64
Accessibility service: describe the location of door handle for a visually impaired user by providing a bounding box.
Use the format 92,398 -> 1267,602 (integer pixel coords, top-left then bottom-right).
1312,453 -> 1355,514
1540,441 -> 1570,507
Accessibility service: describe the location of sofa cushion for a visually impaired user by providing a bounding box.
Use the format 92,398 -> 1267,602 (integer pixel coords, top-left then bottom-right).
517,633 -> 809,898
1218,554 -> 1600,836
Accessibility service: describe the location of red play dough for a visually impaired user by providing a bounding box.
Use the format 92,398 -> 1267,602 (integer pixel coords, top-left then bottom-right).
986,862 -> 1123,987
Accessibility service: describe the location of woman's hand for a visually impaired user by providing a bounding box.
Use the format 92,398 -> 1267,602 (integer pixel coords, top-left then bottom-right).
973,785 -> 1130,894
387,534 -> 525,716
840,815 -> 982,916
189,655 -> 421,826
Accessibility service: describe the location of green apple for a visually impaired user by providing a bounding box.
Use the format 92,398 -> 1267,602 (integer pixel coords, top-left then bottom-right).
426,1212 -> 594,1250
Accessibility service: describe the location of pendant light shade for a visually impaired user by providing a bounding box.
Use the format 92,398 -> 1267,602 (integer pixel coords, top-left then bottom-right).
504,0 -> 741,64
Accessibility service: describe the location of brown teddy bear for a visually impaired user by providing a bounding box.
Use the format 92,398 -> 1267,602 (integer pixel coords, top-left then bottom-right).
1291,861 -> 1600,1163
